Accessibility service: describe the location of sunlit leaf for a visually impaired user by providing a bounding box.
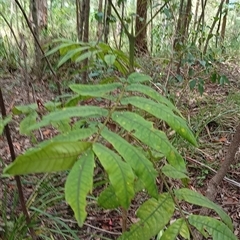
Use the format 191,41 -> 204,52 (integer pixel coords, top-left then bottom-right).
65,149 -> 95,227
189,215 -> 237,240
175,188 -> 233,230
93,143 -> 135,209
119,193 -> 175,240
112,111 -> 187,173
3,142 -> 91,175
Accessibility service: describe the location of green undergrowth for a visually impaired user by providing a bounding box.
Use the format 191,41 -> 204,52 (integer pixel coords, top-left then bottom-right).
1,71 -> 238,239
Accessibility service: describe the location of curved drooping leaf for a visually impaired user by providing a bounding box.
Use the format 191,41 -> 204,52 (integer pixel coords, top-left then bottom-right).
126,83 -> 181,115
98,185 -> 120,209
100,127 -> 158,198
104,54 -> 116,66
127,72 -> 152,83
3,142 -> 91,175
52,119 -> 71,133
189,215 -> 238,240
19,111 -> 38,135
65,94 -> 88,107
13,101 -> 61,115
70,82 -> 122,97
57,46 -> 91,67
38,127 -> 97,148
12,103 -> 38,115
93,143 -> 135,209
45,41 -> 82,57
119,193 -> 175,240
121,96 -> 197,146
162,164 -> 188,179
75,50 -> 101,63
65,149 -> 95,227
175,188 -> 233,230
112,111 -> 187,173
160,219 -> 190,240
26,106 -> 108,132
0,115 -> 12,135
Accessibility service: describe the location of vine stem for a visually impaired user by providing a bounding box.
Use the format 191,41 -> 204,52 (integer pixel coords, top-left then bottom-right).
0,88 -> 37,240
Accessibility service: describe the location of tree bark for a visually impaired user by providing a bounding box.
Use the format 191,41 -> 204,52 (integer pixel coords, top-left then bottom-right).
135,0 -> 148,56
96,0 -> 103,41
104,0 -> 111,44
220,0 -> 229,46
82,0 -> 90,83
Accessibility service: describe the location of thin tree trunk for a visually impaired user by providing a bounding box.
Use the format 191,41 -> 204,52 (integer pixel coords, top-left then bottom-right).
31,0 -> 42,78
104,0 -> 111,43
220,0 -> 229,53
135,0 -> 148,56
118,0 -> 124,49
76,0 -> 81,41
203,0 -> 225,54
193,0 -> 200,31
79,0 -> 85,41
192,0 -> 207,47
82,0 -> 90,83
96,0 -> 103,41
173,0 -> 184,51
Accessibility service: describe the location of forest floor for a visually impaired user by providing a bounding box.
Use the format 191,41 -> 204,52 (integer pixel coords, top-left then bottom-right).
0,59 -> 240,239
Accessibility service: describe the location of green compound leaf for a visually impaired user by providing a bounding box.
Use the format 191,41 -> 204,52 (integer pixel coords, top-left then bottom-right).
104,54 -> 116,66
126,83 -> 181,115
121,96 -> 197,146
3,142 -> 91,175
26,106 -> 108,132
65,149 -> 95,227
19,111 -> 38,135
100,127 -> 158,198
93,143 -> 135,209
160,219 -> 190,240
75,50 -> 101,63
175,188 -> 233,230
0,115 -> 12,135
189,215 -> 237,240
38,127 -> 97,148
162,164 -> 188,179
98,185 -> 120,209
12,103 -> 37,115
70,82 -> 122,97
112,111 -> 187,173
119,193 -> 175,240
127,72 -> 152,83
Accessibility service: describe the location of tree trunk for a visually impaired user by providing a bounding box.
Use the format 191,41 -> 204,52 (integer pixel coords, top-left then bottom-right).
76,0 -> 81,41
192,0 -> 208,47
104,0 -> 111,44
31,0 -> 42,78
135,0 -> 148,56
174,0 -> 192,73
96,0 -> 103,41
193,0 -> 200,31
82,0 -> 90,83
220,0 -> 229,52
203,0 -> 225,54
174,0 -> 192,51
38,0 -> 48,31
173,0 -> 184,51
78,0 -> 85,41
118,0 -> 124,49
